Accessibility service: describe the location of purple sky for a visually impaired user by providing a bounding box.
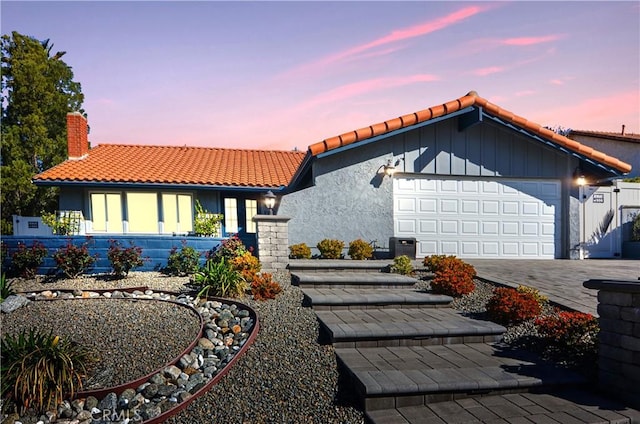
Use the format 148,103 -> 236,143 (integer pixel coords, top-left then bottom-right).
3,1 -> 639,151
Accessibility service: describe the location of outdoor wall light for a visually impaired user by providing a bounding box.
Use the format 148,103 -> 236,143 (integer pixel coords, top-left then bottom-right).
381,158 -> 403,177
264,190 -> 276,215
573,167 -> 587,187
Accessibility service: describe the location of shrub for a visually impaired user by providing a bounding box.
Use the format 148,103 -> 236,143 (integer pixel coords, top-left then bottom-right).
107,240 -> 147,278
230,251 -> 261,283
390,255 -> 413,275
422,255 -> 449,272
194,200 -> 223,237
289,243 -> 311,259
516,285 -> 548,307
317,239 -> 344,259
486,287 -> 541,325
535,311 -> 599,349
251,272 -> 282,301
165,242 -> 201,276
0,273 -> 14,302
1,329 -> 93,414
52,239 -> 97,279
10,241 -> 48,278
632,213 -> 640,241
41,211 -> 82,236
210,234 -> 249,262
429,256 -> 476,297
348,239 -> 373,260
193,258 -> 247,298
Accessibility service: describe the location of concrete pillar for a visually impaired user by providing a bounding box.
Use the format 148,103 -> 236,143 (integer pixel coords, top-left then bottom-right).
583,279 -> 640,409
253,215 -> 291,273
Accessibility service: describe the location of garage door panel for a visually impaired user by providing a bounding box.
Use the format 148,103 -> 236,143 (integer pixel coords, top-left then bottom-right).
394,177 -> 561,259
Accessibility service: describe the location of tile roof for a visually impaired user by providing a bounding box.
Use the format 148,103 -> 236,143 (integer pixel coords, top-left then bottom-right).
570,129 -> 640,143
307,91 -> 632,174
34,144 -> 306,188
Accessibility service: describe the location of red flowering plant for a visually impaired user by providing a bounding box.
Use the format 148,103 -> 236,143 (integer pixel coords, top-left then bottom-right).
428,256 -> 476,297
107,240 -> 148,278
251,272 -> 282,301
534,310 -> 599,365
53,238 -> 97,279
486,287 -> 541,325
9,241 -> 48,278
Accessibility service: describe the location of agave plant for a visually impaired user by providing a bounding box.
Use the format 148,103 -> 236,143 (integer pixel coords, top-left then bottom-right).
0,273 -> 14,302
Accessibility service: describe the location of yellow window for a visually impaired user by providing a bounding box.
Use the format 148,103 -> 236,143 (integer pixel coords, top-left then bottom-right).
162,193 -> 193,233
224,198 -> 238,234
178,194 -> 193,233
127,192 -> 158,233
245,199 -> 257,233
90,193 -> 123,233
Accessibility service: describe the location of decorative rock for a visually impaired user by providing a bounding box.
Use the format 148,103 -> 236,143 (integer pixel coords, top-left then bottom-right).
198,337 -> 215,350
71,398 -> 85,413
97,392 -> 117,412
149,372 -> 166,385
76,410 -> 92,421
1,295 -> 31,313
163,364 -> 182,380
185,372 -> 205,393
84,396 -> 99,411
140,404 -> 162,421
156,383 -> 177,397
142,383 -> 159,398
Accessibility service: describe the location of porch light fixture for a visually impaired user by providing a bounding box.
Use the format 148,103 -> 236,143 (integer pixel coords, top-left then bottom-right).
573,167 -> 586,186
264,190 -> 276,215
383,159 -> 396,177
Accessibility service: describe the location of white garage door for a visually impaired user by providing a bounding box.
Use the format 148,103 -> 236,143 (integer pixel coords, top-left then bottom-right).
393,177 -> 561,258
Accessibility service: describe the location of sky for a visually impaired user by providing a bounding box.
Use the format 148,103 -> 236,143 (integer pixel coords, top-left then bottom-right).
2,1 -> 639,152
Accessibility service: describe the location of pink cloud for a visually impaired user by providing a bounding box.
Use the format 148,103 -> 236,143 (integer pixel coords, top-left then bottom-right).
515,90 -> 536,97
471,66 -> 504,76
501,34 -> 564,46
282,5 -> 489,78
550,79 -> 564,85
301,74 -> 439,109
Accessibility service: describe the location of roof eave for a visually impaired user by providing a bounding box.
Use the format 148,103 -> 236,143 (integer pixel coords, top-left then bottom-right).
32,179 -> 287,192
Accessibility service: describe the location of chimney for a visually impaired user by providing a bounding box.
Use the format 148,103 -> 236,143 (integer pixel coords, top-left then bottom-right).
622,124 -> 626,136
67,112 -> 89,159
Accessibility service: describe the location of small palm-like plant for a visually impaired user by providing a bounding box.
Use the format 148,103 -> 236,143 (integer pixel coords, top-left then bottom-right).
1,329 -> 93,414
0,273 -> 14,302
193,258 -> 247,298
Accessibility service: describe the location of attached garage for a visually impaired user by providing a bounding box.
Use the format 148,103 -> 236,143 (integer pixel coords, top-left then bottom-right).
393,177 -> 561,258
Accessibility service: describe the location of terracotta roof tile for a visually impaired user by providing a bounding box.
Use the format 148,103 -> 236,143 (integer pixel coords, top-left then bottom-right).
34,144 -> 306,188
307,91 -> 631,174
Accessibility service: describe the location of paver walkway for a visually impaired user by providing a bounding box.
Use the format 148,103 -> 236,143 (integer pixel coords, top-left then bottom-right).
463,259 -> 640,315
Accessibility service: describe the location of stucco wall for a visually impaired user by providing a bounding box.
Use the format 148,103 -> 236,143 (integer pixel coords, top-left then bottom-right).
570,134 -> 639,177
279,142 -> 395,254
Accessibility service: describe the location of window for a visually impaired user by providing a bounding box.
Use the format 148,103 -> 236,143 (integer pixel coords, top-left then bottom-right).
224,198 -> 238,234
90,193 -> 123,233
245,199 -> 257,233
161,194 -> 193,233
126,192 -> 158,233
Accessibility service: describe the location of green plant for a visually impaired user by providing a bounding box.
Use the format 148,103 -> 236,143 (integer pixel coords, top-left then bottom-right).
1,219 -> 13,236
317,239 -> 344,259
230,251 -> 261,283
193,258 -> 247,298
9,241 -> 48,278
107,240 -> 147,278
632,213 -> 640,241
194,200 -> 223,237
348,239 -> 373,260
0,273 -> 14,302
251,272 -> 282,301
165,242 -> 201,276
52,238 -> 97,279
41,211 -> 82,235
289,243 -> 311,259
1,329 -> 93,414
210,234 -> 249,262
423,255 -> 449,272
390,255 -> 413,275
428,256 -> 476,297
486,287 -> 542,325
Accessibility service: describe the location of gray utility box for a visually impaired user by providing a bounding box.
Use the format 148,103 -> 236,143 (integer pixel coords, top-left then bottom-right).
389,237 -> 416,259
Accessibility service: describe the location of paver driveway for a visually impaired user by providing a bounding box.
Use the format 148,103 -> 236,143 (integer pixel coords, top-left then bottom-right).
465,259 -> 640,315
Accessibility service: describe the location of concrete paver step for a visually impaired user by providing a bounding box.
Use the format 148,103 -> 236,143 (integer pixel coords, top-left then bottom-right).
289,259 -> 392,273
336,344 -> 588,411
302,288 -> 453,310
292,271 -> 418,289
365,390 -> 640,424
317,307 -> 506,347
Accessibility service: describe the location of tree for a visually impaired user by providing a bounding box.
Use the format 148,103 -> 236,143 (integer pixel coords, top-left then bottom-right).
1,31 -> 84,234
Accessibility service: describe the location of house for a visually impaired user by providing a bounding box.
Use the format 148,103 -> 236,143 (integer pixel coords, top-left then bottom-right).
568,129 -> 640,178
278,91 -> 632,259
33,113 -> 305,249
33,91 -> 632,260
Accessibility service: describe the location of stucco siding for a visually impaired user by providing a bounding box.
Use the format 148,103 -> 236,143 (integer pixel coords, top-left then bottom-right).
279,143 -> 394,253
570,135 -> 639,177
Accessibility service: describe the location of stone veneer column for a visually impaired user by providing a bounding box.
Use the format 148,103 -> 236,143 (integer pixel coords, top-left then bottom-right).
253,215 -> 291,273
583,279 -> 640,410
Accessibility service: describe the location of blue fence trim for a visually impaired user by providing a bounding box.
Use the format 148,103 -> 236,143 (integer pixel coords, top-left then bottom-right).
1,235 -> 225,276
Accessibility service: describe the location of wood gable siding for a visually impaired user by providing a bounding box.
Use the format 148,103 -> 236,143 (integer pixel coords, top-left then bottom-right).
392,118 -> 572,178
